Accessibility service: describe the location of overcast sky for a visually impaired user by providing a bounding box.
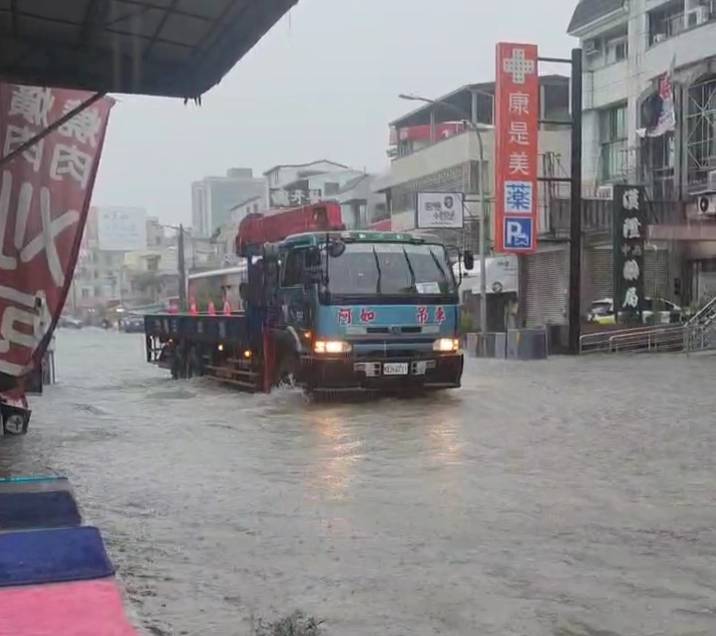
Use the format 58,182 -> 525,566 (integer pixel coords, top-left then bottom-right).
92,0 -> 577,225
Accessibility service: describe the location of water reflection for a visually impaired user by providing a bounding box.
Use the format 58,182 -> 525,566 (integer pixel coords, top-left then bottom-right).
305,408 -> 365,502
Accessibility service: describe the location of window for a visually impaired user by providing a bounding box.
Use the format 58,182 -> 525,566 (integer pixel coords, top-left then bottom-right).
605,36 -> 628,64
599,103 -> 628,181
324,182 -> 340,196
649,0 -> 685,45
687,75 -> 716,188
647,0 -> 714,45
648,133 -> 676,199
81,288 -> 90,299
282,249 -> 305,287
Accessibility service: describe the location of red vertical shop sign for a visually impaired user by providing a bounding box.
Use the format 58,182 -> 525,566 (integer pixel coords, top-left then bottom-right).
495,43 -> 539,253
0,85 -> 114,380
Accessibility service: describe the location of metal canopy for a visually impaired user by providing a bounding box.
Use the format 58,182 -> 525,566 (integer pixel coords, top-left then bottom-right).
0,0 -> 297,98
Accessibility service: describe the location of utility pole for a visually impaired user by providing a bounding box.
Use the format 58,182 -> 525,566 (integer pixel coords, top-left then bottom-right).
568,48 -> 583,354
178,224 -> 187,311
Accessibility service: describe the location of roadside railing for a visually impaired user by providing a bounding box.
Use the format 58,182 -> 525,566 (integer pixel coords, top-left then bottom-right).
608,325 -> 685,353
580,324 -> 685,354
684,297 -> 716,354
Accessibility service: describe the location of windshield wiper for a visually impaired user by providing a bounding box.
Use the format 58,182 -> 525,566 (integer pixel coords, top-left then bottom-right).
372,246 -> 382,295
429,248 -> 449,291
402,247 -> 417,291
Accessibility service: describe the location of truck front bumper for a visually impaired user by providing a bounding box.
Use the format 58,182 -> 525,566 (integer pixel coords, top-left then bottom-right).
302,353 -> 463,392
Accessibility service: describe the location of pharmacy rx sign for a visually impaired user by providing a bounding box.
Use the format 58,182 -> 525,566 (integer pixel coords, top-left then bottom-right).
495,43 -> 539,254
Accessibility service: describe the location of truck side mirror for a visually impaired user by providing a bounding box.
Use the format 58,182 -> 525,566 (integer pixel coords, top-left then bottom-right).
327,240 -> 346,258
464,250 -> 475,271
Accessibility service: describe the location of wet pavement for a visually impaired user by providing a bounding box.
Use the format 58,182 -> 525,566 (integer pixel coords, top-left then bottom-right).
2,329 -> 716,636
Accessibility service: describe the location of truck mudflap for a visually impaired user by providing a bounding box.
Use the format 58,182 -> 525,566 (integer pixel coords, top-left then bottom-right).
301,354 -> 463,392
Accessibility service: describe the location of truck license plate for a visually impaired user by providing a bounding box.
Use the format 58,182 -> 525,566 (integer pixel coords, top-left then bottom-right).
383,362 -> 409,376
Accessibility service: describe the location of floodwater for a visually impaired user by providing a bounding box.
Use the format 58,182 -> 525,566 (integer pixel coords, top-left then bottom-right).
2,329 -> 716,636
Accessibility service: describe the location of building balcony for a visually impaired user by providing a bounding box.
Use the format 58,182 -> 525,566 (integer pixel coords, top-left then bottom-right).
548,197 -> 687,241
645,16 -> 716,82
378,130 -> 494,192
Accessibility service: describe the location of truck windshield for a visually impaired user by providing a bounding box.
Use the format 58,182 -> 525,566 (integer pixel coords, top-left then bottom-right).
326,242 -> 456,296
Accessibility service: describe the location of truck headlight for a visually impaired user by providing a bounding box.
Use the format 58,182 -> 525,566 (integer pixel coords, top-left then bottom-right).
314,340 -> 352,354
433,338 -> 460,352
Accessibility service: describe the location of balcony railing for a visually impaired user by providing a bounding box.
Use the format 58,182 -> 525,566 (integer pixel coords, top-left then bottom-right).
547,198 -> 687,237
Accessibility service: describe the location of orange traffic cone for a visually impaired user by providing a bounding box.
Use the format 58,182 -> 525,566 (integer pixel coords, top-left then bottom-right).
208,301 -> 216,316
189,298 -> 198,316
223,300 -> 232,316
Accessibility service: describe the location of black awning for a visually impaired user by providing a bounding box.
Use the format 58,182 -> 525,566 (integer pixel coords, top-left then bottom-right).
0,0 -> 297,98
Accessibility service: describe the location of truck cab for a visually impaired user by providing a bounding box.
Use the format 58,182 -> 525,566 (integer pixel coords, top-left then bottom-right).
267,230 -> 465,393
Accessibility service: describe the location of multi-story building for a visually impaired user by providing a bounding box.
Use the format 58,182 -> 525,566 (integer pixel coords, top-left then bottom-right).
568,0 -> 716,302
191,168 -> 266,238
378,76 -> 572,238
68,206 -> 148,316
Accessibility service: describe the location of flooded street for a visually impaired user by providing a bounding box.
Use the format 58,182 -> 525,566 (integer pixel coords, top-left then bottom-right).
2,329 -> 716,635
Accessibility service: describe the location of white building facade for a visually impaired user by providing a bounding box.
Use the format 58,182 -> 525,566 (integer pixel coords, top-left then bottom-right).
569,0 -> 716,200
263,160 -> 364,211
569,0 -> 716,301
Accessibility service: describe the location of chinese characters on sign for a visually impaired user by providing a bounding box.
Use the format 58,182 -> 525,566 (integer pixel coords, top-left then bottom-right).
0,84 -> 114,378
416,192 -> 464,229
495,43 -> 539,253
337,307 -> 352,325
269,187 -> 323,208
613,185 -> 646,323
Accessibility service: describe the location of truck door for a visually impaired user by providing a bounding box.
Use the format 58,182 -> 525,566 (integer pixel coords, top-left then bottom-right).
280,248 -> 312,331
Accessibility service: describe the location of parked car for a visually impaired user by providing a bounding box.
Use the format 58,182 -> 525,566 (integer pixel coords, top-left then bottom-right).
58,316 -> 83,329
587,297 -> 682,325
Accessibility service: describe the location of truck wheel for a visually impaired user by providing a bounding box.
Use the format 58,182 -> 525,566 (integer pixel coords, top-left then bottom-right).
276,352 -> 299,388
171,352 -> 183,379
187,347 -> 203,378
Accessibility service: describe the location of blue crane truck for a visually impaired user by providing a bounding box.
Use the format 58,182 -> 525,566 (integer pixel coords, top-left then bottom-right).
144,202 -> 474,395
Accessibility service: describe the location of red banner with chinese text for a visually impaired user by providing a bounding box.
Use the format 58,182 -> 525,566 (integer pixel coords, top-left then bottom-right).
0,84 -> 114,382
495,43 -> 539,254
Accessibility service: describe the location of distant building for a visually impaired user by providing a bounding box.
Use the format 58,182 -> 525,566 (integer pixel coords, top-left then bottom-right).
332,173 -> 388,229
230,194 -> 266,225
68,206 -> 149,315
263,160 -> 364,211
191,168 -> 266,238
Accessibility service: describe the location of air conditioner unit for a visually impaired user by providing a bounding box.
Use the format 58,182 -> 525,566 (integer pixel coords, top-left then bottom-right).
708,169 -> 716,192
686,5 -> 710,28
596,184 -> 614,199
697,194 -> 716,215
584,39 -> 601,56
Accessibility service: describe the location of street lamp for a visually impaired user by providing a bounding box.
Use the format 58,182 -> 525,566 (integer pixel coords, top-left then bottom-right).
398,93 -> 490,341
